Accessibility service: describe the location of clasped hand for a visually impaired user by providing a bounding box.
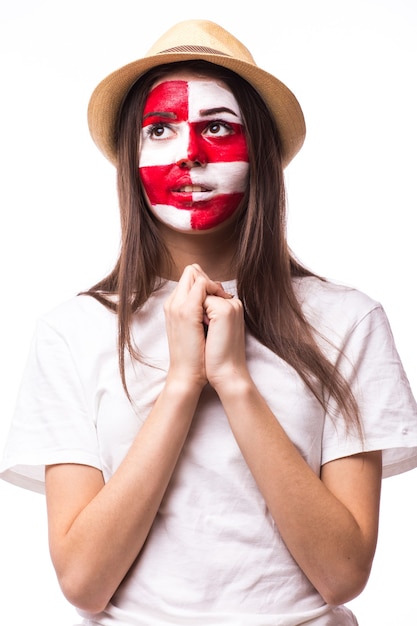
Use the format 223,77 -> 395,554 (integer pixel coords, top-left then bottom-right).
164,264 -> 248,391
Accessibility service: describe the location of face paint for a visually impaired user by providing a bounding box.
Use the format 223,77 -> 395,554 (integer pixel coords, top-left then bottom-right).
139,79 -> 249,232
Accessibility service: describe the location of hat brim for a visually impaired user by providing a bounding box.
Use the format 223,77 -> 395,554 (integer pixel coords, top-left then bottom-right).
87,51 -> 306,169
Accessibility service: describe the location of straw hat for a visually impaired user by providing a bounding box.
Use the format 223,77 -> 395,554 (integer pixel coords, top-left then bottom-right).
88,19 -> 305,168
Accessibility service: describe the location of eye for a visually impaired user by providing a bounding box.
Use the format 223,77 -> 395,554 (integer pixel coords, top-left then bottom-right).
145,123 -> 175,140
204,121 -> 234,137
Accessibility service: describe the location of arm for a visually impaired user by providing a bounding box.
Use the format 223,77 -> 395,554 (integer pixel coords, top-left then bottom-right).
46,266 -> 230,614
204,292 -> 382,605
46,379 -> 201,614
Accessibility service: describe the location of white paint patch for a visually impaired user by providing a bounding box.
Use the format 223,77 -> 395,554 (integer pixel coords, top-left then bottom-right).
190,161 -> 249,198
188,81 -> 243,124
139,121 -> 190,167
150,203 -> 192,229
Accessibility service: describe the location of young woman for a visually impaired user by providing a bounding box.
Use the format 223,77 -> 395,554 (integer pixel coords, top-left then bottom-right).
1,19 -> 417,626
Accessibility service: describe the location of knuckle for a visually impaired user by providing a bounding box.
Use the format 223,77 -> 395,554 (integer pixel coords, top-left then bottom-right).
232,298 -> 243,312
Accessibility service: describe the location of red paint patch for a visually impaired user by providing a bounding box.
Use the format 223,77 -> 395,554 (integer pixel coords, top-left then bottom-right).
190,193 -> 244,230
140,164 -> 192,207
188,121 -> 247,164
142,81 -> 189,126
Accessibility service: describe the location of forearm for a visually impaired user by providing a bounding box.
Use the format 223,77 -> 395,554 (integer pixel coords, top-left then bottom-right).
47,378 -> 202,613
214,376 -> 380,605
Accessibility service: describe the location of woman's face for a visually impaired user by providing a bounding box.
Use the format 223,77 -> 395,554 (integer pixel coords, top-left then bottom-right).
138,70 -> 249,233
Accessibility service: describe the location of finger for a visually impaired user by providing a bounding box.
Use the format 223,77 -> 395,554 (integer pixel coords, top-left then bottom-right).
188,264 -> 234,299
204,293 -> 242,313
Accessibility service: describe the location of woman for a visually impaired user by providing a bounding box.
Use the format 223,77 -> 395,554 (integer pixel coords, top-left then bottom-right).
1,19 -> 417,626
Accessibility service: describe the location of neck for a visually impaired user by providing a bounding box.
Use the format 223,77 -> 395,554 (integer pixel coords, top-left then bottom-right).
157,223 -> 239,282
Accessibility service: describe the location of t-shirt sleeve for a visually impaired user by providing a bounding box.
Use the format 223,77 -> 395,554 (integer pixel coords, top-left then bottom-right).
321,304 -> 417,478
0,317 -> 102,494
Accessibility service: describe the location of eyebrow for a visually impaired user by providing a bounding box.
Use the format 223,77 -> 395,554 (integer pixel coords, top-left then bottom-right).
142,107 -> 239,122
200,107 -> 238,117
143,111 -> 176,121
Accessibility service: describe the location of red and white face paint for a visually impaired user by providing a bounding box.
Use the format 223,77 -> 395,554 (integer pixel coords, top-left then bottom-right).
139,78 -> 249,232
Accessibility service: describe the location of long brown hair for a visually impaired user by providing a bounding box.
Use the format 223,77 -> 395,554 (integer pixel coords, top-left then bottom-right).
84,60 -> 362,437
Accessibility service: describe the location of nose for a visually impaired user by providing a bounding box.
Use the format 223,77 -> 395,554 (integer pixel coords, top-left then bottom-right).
176,157 -> 205,169
176,124 -> 207,169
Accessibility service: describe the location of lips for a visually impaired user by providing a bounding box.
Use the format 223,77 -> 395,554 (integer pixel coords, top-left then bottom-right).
175,185 -> 210,193
172,184 -> 215,206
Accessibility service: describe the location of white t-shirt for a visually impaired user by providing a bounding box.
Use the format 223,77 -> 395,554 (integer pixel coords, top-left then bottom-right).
1,276 -> 417,626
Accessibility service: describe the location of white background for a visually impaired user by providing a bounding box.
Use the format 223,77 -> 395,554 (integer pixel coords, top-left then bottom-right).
1,1 -> 416,624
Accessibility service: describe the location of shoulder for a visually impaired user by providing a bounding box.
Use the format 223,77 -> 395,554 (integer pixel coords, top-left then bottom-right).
35,284 -> 171,348
42,293 -> 116,327
294,273 -> 380,310
293,275 -> 383,340
35,294 -> 118,351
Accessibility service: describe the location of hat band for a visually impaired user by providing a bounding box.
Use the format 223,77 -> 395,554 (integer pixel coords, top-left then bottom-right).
157,45 -> 231,56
